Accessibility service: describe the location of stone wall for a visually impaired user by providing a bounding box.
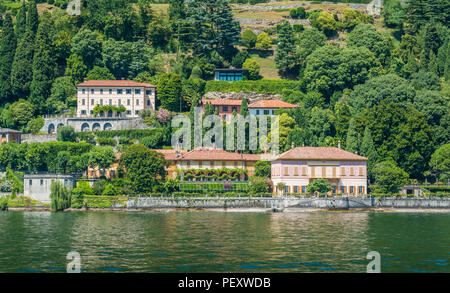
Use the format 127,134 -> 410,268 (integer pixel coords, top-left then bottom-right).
22,134 -> 57,143
203,91 -> 282,103
127,196 -> 450,210
41,117 -> 149,134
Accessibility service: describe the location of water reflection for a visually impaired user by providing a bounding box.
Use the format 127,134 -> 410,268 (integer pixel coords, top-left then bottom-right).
0,211 -> 448,273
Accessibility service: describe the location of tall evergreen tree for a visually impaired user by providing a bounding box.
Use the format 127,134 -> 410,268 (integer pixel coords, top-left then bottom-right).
26,1 -> 39,36
29,14 -> 57,114
14,1 -> 27,39
10,27 -> 35,99
186,0 -> 240,59
360,126 -> 378,182
239,98 -> 249,117
169,0 -> 185,21
0,14 -> 17,103
345,118 -> 359,153
275,21 -> 298,77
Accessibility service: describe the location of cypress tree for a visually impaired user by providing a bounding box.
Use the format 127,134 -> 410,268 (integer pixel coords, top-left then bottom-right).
345,118 -> 359,153
428,50 -> 438,75
10,27 -> 35,99
360,126 -> 378,182
239,98 -> 249,117
275,21 -> 298,77
26,1 -> 39,36
15,1 -> 27,39
29,14 -> 57,114
0,14 -> 17,103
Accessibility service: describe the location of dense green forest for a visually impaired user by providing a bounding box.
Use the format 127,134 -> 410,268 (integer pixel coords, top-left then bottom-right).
0,0 -> 448,185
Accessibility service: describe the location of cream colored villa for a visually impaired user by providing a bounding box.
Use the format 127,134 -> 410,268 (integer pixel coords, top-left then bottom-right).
271,147 -> 368,195
76,80 -> 156,118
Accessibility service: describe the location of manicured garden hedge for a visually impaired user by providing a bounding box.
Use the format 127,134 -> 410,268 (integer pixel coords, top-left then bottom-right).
205,79 -> 302,94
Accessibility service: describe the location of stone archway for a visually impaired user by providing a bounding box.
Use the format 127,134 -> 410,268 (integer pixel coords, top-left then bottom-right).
103,123 -> 112,131
48,124 -> 55,134
81,123 -> 90,132
92,123 -> 101,131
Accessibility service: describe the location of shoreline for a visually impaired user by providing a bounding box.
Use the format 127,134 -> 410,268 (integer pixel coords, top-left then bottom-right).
5,206 -> 450,213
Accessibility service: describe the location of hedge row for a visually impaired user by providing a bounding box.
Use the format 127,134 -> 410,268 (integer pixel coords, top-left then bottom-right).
205,79 -> 302,94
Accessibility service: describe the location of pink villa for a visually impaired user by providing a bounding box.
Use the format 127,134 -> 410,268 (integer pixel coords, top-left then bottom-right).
201,99 -> 242,120
271,147 -> 368,195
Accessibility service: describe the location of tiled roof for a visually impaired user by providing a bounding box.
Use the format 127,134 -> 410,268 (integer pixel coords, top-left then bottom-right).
0,128 -> 21,133
248,100 -> 297,109
153,149 -> 187,161
202,99 -> 243,106
178,148 -> 261,161
77,80 -> 156,87
276,147 -> 368,161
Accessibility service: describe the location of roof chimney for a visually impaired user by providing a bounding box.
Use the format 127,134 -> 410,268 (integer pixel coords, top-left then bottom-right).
121,77 -> 125,80
83,78 -> 87,81
338,140 -> 341,149
291,142 -> 295,149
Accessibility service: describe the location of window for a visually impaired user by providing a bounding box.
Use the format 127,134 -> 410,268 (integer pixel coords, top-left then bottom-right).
29,180 -> 32,185
135,110 -> 139,115
146,90 -> 152,95
350,167 -> 354,176
332,186 -> 336,194
91,89 -> 94,94
284,186 -> 289,193
232,106 -> 236,112
350,186 -> 354,194
332,167 -> 336,177
147,100 -> 150,106
81,110 -> 86,115
109,99 -> 112,106
90,110 -> 94,115
294,186 -> 298,193
109,89 -> 112,94
322,167 -> 326,177
136,99 -> 139,105
40,179 -> 44,185
234,161 -> 238,168
187,161 -> 191,168
100,99 -> 103,106
210,161 -> 214,168
126,89 -> 131,94
82,89 -> 85,94
100,89 -> 103,94
294,167 -> 299,176
118,99 -> 121,106
284,167 -> 289,176
256,110 -> 260,115
302,167 -> 307,176
126,110 -> 131,115
264,110 -> 270,115
117,89 -> 123,94
91,99 -> 94,105
302,186 -> 306,193
340,186 -> 345,194
127,99 -> 130,106
359,167 -> 364,176
199,161 -> 202,168
222,106 -> 228,112
82,99 -> 85,105
341,167 -> 346,176
358,186 -> 363,194
311,167 -> 315,177
135,89 -> 141,94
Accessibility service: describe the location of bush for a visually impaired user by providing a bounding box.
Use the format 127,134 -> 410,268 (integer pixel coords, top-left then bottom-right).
255,32 -> 272,50
241,29 -> 257,49
231,51 -> 250,68
242,59 -> 261,80
96,137 -> 117,146
205,79 -> 302,94
102,183 -> 118,196
57,126 -> 76,142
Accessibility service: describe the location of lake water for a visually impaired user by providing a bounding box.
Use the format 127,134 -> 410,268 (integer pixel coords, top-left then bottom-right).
0,211 -> 449,273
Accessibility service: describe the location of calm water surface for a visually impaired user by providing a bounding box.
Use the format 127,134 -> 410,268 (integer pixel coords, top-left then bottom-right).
0,211 -> 449,273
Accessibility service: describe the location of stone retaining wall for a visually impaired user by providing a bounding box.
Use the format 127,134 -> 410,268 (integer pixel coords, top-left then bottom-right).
127,197 -> 450,210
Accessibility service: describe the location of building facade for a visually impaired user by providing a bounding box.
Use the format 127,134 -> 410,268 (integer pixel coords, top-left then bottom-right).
202,99 -> 242,120
76,80 -> 156,118
0,128 -> 21,145
213,68 -> 248,81
248,100 -> 297,116
271,147 -> 368,195
24,174 -> 76,203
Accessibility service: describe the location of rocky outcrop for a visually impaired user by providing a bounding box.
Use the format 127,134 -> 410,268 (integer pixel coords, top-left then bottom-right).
203,91 -> 282,103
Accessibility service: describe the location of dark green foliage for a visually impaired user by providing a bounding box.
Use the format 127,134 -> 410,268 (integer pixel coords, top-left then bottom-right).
10,27 -> 35,99
71,29 -> 103,70
14,1 -> 27,39
296,28 -> 327,69
241,29 -> 257,49
345,118 -> 359,153
119,144 -> 169,193
372,160 -> 409,194
275,21 -> 298,77
29,14 -> 57,113
382,0 -> 406,29
205,79 -> 302,94
360,126 -> 378,182
254,160 -> 271,177
157,73 -> 183,111
57,126 -> 76,142
86,66 -> 115,80
307,178 -> 332,194
0,14 -> 16,103
304,45 -> 381,98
